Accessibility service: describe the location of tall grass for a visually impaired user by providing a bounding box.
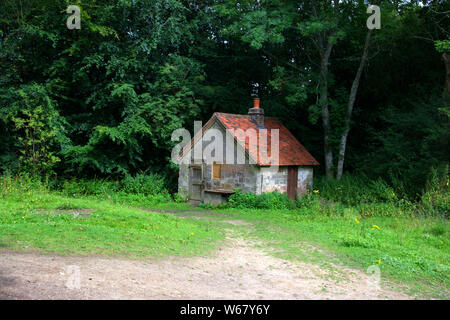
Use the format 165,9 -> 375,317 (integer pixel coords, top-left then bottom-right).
420,165 -> 449,218
0,173 -> 48,196
1,173 -> 175,207
2,170 -> 448,218
225,173 -> 449,218
315,174 -> 398,206
227,189 -> 296,210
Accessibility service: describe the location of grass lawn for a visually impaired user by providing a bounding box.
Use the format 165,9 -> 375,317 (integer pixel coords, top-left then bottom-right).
0,191 -> 223,258
1,188 -> 448,299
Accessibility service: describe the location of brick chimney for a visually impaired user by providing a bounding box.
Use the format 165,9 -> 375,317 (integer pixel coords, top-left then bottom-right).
248,97 -> 264,127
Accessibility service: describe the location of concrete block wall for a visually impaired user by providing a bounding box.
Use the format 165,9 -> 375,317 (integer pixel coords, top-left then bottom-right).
297,166 -> 313,195
259,166 -> 313,196
204,163 -> 259,193
259,167 -> 288,194
178,163 -> 190,197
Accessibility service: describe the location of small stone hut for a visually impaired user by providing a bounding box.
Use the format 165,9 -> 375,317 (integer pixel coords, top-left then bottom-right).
177,98 -> 319,205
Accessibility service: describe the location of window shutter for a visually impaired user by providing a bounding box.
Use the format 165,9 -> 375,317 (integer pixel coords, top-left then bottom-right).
213,163 -> 221,180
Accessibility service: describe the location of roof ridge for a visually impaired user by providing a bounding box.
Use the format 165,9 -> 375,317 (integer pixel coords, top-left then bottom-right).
179,112 -> 319,166
214,112 -> 278,120
216,113 -> 319,166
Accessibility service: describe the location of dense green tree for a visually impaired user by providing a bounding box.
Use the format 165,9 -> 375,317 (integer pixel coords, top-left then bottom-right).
0,0 -> 448,198
0,0 -> 205,175
0,83 -> 66,175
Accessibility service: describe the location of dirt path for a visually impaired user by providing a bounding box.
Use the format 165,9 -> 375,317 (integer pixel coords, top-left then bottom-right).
0,217 -> 411,299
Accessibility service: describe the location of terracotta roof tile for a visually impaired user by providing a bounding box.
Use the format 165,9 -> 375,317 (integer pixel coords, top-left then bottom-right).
216,113 -> 319,166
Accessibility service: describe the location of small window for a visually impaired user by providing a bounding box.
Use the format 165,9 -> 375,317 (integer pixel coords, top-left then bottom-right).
212,163 -> 222,180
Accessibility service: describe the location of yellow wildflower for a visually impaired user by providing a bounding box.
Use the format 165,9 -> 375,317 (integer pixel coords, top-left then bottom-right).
189,232 -> 194,236
378,259 -> 381,264
354,218 -> 360,224
313,190 -> 319,194
372,225 -> 381,230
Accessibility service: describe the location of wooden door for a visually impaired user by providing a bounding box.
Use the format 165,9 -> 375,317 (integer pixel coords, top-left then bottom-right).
287,166 -> 298,201
189,165 -> 203,204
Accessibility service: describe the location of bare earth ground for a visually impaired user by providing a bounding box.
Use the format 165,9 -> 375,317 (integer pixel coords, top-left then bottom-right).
0,216 -> 412,300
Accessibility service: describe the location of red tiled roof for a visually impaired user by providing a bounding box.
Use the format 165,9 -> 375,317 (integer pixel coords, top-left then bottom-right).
216,113 -> 319,166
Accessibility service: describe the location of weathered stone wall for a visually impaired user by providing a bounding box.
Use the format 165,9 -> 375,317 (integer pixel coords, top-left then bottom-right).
259,166 -> 314,196
178,164 -> 190,198
203,122 -> 259,193
259,167 -> 288,194
297,166 -> 313,195
204,163 -> 259,193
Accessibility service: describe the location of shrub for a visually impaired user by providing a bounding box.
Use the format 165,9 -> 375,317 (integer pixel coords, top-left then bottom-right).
0,173 -> 47,195
295,193 -> 322,213
110,192 -> 171,206
0,84 -> 66,176
315,174 -> 398,206
60,178 -> 120,197
121,173 -> 168,196
173,193 -> 187,203
429,225 -> 446,237
227,189 -> 295,210
198,202 -> 216,209
58,173 -> 170,198
356,202 -> 405,218
419,165 -> 449,218
295,193 -> 348,216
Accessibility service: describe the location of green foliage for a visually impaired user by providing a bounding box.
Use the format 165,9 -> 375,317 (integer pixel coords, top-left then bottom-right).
419,165 -> 450,218
0,0 -> 448,205
173,192 -> 187,203
221,173 -> 447,219
0,173 -> 48,196
219,1 -> 293,50
121,173 -> 168,196
51,173 -> 171,206
59,178 -> 121,197
358,93 -> 449,199
435,40 -> 450,53
0,187 -> 222,258
0,0 -> 204,176
0,84 -> 67,175
227,189 -> 295,210
0,0 -> 448,299
338,223 -> 383,249
315,174 -> 398,206
354,202 -> 409,218
198,202 -> 216,210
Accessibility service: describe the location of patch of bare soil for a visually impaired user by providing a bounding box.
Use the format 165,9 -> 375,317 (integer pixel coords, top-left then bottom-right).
0,227 -> 411,300
223,220 -> 253,226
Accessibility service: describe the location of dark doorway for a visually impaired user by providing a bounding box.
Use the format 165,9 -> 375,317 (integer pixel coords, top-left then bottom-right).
189,165 -> 203,204
287,166 -> 298,200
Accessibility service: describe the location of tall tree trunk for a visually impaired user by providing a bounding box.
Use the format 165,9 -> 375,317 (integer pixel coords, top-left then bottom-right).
319,39 -> 335,180
336,29 -> 373,180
